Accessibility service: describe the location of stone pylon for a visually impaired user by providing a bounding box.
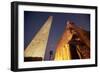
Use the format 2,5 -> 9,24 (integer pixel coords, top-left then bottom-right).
54,21 -> 73,60
54,21 -> 90,60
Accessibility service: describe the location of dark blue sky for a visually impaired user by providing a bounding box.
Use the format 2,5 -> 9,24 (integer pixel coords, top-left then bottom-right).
24,11 -> 90,60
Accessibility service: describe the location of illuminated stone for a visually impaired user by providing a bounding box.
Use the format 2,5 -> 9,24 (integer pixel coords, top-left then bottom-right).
24,16 -> 53,60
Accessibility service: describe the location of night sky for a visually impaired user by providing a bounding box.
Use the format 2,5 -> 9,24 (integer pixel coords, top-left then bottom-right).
24,11 -> 90,60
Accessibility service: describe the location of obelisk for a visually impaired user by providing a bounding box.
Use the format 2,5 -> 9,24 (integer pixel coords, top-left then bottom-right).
24,16 -> 53,60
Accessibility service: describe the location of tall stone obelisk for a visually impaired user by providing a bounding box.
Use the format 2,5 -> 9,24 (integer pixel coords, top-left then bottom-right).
24,16 -> 53,60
